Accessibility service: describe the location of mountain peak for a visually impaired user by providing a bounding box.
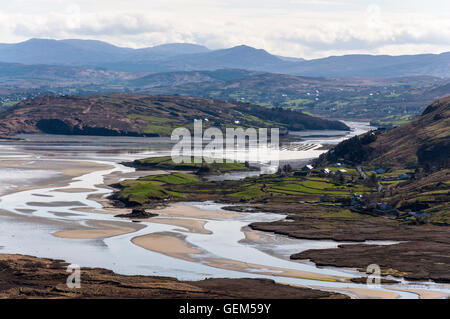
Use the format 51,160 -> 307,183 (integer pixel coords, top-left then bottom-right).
152,43 -> 209,50
232,44 -> 254,49
142,43 -> 210,55
227,44 -> 267,53
25,38 -> 54,42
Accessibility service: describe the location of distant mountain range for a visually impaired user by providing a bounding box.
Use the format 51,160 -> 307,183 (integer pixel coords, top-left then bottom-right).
0,39 -> 209,65
0,38 -> 449,78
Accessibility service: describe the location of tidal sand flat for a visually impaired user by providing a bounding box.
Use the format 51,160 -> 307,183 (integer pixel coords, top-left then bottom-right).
53,220 -> 146,239
0,133 -> 449,299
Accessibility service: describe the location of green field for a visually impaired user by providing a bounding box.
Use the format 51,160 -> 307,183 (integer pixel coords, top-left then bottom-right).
116,172 -> 200,205
134,156 -> 249,173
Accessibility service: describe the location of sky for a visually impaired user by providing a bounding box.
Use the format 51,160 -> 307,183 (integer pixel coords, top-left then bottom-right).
0,0 -> 449,59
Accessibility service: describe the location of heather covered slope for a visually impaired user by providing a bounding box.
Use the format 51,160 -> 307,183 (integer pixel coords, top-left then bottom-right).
319,96 -> 450,169
0,93 -> 348,137
0,62 -> 133,87
368,96 -> 450,168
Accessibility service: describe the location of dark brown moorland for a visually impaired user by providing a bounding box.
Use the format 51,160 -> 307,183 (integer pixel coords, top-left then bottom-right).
249,203 -> 450,282
0,93 -> 348,138
0,254 -> 346,299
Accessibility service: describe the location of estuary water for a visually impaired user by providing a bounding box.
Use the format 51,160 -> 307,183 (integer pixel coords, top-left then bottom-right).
0,124 -> 448,299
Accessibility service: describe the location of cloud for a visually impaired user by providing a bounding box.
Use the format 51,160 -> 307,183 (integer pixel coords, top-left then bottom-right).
0,1 -> 449,59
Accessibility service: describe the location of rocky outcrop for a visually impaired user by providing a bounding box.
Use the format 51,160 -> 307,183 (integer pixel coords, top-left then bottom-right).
115,209 -> 158,219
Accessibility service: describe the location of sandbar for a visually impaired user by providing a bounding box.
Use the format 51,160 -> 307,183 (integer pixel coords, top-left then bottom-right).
53,220 -> 145,239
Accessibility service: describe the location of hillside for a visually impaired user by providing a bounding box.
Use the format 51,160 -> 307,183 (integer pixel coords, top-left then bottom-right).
316,96 -> 450,223
0,93 -> 348,137
161,45 -> 286,71
129,69 -> 259,87
284,53 -> 450,78
319,96 -> 450,169
1,67 -> 448,123
0,62 -> 134,88
130,70 -> 449,122
368,97 -> 450,168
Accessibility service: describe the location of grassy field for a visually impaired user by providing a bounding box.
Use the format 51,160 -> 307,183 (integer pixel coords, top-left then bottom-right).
116,173 -> 200,205
1,101 -> 19,107
114,154 -> 450,226
127,114 -> 182,135
133,156 -> 249,173
115,166 -> 374,206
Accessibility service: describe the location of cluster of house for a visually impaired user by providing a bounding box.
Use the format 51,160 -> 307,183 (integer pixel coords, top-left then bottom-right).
321,192 -> 429,219
321,192 -> 395,213
404,211 -> 430,221
300,163 -> 347,176
373,167 -> 414,180
325,162 -> 347,174
329,193 -> 371,208
300,164 -> 428,220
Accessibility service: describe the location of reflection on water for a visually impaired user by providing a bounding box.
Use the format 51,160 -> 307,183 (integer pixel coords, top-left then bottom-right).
290,121 -> 376,145
0,168 -> 61,196
204,171 -> 262,181
9,134 -> 176,162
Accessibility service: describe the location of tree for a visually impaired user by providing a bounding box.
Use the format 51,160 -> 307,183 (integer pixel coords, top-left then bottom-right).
338,173 -> 345,185
366,172 -> 378,188
278,164 -> 293,176
283,164 -> 292,174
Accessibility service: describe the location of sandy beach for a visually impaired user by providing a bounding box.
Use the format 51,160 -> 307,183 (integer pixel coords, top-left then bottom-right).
311,285 -> 402,299
132,232 -> 204,262
131,229 -> 347,281
141,217 -> 212,234
128,205 -> 350,283
155,202 -> 244,219
53,220 -> 146,239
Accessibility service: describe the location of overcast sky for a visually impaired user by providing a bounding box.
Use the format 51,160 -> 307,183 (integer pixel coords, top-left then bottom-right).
0,0 -> 449,59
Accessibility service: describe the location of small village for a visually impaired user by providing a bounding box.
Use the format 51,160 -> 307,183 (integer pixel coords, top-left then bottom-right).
294,161 -> 431,223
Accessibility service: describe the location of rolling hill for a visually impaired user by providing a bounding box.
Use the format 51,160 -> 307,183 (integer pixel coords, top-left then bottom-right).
1,66 -> 448,122
0,62 -> 133,87
128,69 -> 450,121
283,53 -> 450,78
0,93 -> 349,137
